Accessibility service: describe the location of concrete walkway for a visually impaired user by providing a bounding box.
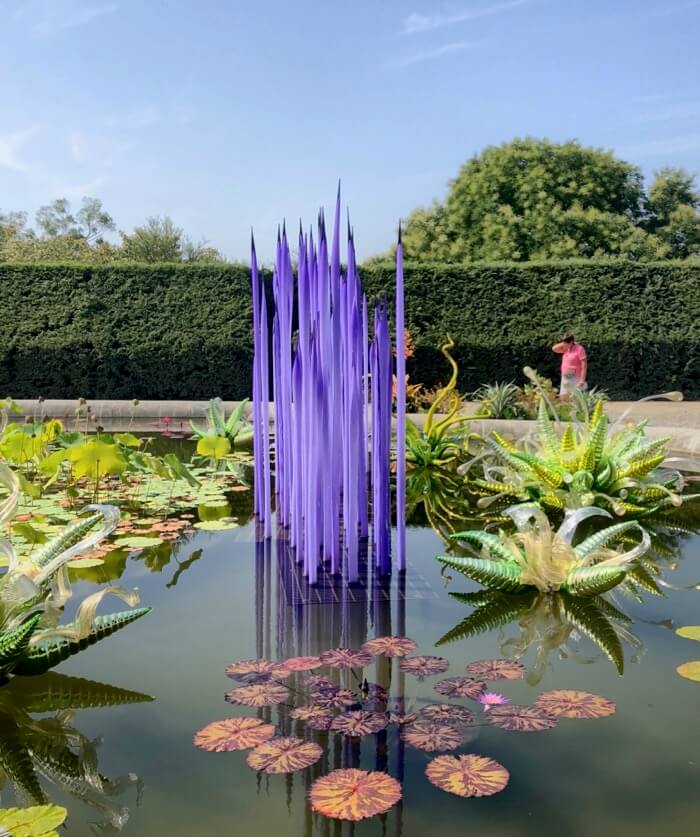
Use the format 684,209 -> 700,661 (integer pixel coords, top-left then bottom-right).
8,398 -> 700,455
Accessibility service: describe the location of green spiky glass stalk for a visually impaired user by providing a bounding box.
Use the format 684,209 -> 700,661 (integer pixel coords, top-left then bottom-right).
436,503 -> 651,597
466,396 -> 700,518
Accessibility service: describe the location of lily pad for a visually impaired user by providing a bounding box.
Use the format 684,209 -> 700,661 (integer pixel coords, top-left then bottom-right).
421,704 -> 475,725
361,635 -> 417,658
434,677 -> 486,699
0,803 -> 68,836
309,769 -> 402,821
246,737 -> 323,774
193,519 -> 239,531
399,655 -> 449,678
465,658 -> 526,681
676,626 -> 700,642
113,536 -> 164,549
194,717 -> 275,752
225,683 -> 289,707
312,689 -> 358,710
330,711 -> 388,737
425,754 -> 509,798
320,647 -> 373,669
487,705 -> 557,732
401,721 -> 462,752
68,556 -> 106,568
536,690 -> 616,719
676,661 -> 700,682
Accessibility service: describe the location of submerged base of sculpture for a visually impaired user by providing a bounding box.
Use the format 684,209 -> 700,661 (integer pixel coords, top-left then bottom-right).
258,539 -> 436,606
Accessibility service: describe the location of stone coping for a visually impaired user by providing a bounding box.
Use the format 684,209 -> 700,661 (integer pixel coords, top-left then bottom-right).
8,398 -> 699,455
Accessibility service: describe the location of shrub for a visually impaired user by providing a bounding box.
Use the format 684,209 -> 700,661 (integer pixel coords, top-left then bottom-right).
0,260 -> 698,399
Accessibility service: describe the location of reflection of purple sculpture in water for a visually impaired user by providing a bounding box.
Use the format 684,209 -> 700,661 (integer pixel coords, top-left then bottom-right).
251,188 -> 405,580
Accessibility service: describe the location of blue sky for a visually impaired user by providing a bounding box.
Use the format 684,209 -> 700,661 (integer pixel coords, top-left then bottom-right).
1,0 -> 699,261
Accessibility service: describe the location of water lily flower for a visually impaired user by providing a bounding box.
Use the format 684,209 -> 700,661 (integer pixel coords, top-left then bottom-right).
477,692 -> 510,713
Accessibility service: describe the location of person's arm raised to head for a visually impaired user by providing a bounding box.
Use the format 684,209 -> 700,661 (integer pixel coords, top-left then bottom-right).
552,342 -> 566,353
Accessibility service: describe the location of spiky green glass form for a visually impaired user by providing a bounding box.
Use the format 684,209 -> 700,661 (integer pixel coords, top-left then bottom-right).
468,397 -> 700,517
0,463 -> 151,679
437,504 -> 651,596
405,338 -> 474,467
190,397 -> 253,446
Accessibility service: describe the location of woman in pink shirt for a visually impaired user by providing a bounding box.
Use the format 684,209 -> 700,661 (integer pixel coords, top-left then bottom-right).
552,334 -> 587,398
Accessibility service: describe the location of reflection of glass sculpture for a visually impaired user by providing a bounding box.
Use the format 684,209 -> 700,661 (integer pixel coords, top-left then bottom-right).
0,672 -> 152,834
0,464 -> 150,678
436,590 -> 640,681
437,504 -> 650,596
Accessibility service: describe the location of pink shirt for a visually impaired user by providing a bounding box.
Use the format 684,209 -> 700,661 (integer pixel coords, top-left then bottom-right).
561,343 -> 587,378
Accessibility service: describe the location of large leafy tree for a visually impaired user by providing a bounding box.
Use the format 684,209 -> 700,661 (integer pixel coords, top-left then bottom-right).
393,139 -> 698,263
646,167 -> 700,259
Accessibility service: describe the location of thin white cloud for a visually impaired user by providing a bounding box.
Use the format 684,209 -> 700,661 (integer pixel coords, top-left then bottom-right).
387,40 -> 483,68
617,134 -> 700,158
15,0 -> 117,38
0,127 -> 40,173
636,101 -> 700,124
402,0 -> 531,34
61,175 -> 109,199
647,0 -> 700,16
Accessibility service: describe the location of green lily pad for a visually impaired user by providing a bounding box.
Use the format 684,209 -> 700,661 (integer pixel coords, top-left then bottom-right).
114,432 -> 142,448
0,803 -> 67,836
676,626 -> 700,642
68,556 -> 106,568
68,440 -> 127,480
193,519 -> 239,531
13,522 -> 48,544
113,536 -> 164,548
676,661 -> 700,682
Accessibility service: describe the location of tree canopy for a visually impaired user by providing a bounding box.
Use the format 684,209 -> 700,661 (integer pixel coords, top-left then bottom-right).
0,198 -> 225,263
384,138 -> 700,263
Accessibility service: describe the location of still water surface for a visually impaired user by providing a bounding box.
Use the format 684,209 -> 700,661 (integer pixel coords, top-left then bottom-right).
2,505 -> 699,836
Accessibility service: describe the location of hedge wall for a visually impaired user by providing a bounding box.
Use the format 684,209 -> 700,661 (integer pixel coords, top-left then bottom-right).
1,261 -> 699,399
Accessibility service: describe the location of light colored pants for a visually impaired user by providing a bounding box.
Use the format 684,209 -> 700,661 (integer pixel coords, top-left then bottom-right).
560,372 -> 580,397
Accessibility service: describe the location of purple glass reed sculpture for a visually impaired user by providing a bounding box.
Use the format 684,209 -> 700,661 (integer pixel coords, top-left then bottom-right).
251,189 -> 405,582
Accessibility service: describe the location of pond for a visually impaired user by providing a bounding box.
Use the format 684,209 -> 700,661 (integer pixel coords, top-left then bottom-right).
2,461 -> 699,837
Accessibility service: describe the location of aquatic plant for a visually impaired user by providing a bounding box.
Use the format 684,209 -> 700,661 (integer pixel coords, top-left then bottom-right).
0,804 -> 67,836
437,503 -> 651,597
467,397 -> 699,517
0,465 -> 150,679
675,625 -> 700,682
405,337 -> 473,467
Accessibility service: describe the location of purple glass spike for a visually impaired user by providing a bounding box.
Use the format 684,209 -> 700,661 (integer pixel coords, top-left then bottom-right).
251,190 -> 405,582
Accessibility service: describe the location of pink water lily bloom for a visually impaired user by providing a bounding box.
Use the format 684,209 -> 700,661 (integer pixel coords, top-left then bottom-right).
477,692 -> 510,713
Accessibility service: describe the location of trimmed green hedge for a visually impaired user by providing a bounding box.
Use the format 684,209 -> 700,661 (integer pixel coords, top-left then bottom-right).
363,261 -> 700,400
0,261 -> 699,399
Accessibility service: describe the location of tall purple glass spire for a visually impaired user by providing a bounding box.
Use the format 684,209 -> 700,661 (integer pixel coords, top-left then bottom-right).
252,189 -> 405,582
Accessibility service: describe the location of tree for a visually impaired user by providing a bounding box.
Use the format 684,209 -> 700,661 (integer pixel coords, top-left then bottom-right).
119,216 -> 183,261
390,138 -> 675,263
35,197 -> 115,242
182,237 -> 225,263
76,197 -> 115,242
35,198 -> 79,238
646,168 -> 700,259
647,167 -> 699,226
0,210 -> 32,247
